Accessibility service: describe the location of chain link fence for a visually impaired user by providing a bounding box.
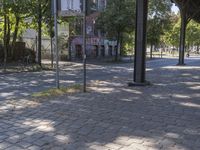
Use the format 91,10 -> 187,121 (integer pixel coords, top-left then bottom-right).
23,36 -> 68,61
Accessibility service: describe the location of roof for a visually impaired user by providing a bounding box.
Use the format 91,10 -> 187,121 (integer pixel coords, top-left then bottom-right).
173,0 -> 200,22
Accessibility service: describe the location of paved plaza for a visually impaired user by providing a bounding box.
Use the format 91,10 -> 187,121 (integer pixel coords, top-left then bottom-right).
0,58 -> 200,150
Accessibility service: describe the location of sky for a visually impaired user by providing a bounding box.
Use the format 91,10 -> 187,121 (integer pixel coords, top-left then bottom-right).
172,4 -> 179,14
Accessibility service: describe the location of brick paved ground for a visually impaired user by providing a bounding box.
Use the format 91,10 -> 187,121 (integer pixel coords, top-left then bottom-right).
0,58 -> 200,150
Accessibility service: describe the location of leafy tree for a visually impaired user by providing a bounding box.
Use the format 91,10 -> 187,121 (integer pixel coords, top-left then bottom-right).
147,0 -> 172,58
0,0 -> 30,70
122,31 -> 135,55
42,0 -> 54,67
26,0 -> 50,66
162,14 -> 180,49
186,20 -> 200,52
97,0 -> 135,61
0,0 -> 54,67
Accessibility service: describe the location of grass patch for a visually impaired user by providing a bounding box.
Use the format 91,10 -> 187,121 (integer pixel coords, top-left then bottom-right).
0,64 -> 49,74
32,84 -> 82,98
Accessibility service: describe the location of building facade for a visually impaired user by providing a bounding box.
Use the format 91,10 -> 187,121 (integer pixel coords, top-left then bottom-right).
69,0 -> 119,59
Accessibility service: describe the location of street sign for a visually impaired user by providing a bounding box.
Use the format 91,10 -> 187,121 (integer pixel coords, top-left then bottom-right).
58,0 -> 83,16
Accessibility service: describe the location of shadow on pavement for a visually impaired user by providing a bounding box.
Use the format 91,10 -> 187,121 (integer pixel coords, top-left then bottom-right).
0,58 -> 200,149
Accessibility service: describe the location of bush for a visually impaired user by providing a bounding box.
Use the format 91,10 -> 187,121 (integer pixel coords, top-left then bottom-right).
0,43 -> 36,63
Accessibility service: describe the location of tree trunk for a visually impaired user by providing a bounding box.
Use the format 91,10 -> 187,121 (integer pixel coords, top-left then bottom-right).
150,43 -> 153,59
49,16 -> 54,68
197,45 -> 199,54
6,16 -> 11,56
37,1 -> 42,66
3,14 -> 7,72
68,23 -> 72,61
50,36 -> 53,68
119,33 -> 123,56
115,31 -> 120,61
68,38 -> 72,61
11,15 -> 20,59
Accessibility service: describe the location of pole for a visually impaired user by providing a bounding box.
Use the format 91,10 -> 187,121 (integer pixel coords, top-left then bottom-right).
54,0 -> 60,88
83,0 -> 87,92
178,8 -> 187,65
129,0 -> 149,86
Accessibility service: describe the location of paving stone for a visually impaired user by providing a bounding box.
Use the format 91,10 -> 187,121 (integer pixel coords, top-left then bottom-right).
0,142 -> 12,149
17,141 -> 32,149
28,145 -> 41,150
5,145 -> 24,150
0,135 -> 9,141
90,144 -> 114,150
1,60 -> 200,150
114,138 -> 138,146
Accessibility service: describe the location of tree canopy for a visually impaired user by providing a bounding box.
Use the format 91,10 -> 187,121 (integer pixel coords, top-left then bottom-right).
1,0 -> 200,64
97,0 -> 135,60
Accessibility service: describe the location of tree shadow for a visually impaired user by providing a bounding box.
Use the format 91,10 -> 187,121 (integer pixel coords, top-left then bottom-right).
0,58 -> 200,149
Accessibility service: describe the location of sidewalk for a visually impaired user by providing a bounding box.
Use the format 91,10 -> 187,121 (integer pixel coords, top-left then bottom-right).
0,60 -> 200,150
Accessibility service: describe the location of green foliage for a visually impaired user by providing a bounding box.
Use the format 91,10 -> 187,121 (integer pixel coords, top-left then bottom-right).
96,0 -> 135,58
97,0 -> 135,38
97,0 -> 174,55
0,0 -> 29,39
186,20 -> 200,46
162,15 -> 180,47
2,0 -> 200,60
147,0 -> 172,46
122,32 -> 135,55
163,15 -> 200,48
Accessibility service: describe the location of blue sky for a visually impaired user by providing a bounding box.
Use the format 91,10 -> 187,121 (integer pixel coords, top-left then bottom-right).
172,4 -> 179,14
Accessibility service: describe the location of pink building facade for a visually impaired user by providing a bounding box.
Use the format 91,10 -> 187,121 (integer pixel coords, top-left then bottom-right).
69,0 -> 119,59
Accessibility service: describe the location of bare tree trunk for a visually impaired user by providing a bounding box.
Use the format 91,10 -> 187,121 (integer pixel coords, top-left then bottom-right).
11,15 -> 20,59
49,16 -> 54,68
150,43 -> 153,59
197,45 -> 199,54
119,33 -> 123,56
115,31 -> 120,61
68,37 -> 72,61
6,16 -> 11,56
68,23 -> 72,61
50,37 -> 53,68
3,14 -> 7,72
37,0 -> 42,66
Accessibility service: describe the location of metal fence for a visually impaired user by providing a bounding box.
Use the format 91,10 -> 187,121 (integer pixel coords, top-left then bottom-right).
22,36 -> 68,60
22,37 -> 53,59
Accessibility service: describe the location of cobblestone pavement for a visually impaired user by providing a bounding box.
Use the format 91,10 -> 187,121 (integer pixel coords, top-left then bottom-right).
0,57 -> 196,101
0,58 -> 200,150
